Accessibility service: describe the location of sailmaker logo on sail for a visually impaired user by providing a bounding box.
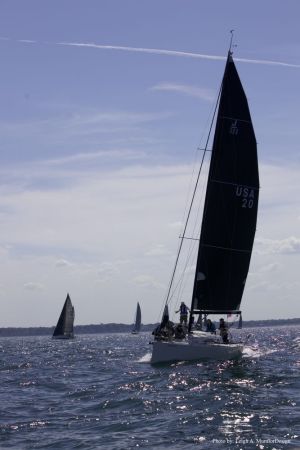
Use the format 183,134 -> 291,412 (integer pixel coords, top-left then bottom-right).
236,186 -> 255,209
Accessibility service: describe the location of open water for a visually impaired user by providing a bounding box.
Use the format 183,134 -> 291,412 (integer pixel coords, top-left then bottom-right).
0,326 -> 299,450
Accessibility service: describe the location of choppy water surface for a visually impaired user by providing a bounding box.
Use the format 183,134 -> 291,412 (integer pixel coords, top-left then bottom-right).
0,326 -> 299,449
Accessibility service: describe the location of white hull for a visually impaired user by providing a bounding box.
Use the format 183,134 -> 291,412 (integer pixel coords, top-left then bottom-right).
151,332 -> 243,363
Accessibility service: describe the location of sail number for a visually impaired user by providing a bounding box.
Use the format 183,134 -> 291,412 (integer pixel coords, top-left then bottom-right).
229,119 -> 238,135
236,186 -> 255,208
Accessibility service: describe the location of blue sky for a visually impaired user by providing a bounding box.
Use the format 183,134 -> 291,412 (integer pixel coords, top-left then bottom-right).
0,0 -> 300,326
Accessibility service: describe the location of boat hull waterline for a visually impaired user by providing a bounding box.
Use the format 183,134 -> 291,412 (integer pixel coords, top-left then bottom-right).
52,334 -> 74,340
151,334 -> 243,363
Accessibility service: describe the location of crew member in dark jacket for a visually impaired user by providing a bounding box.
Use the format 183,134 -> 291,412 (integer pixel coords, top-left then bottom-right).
175,302 -> 189,325
219,318 -> 229,343
206,319 -> 216,334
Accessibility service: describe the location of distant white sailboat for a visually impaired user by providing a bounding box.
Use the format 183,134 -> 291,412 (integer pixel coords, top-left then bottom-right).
52,293 -> 75,339
151,44 -> 259,363
131,302 -> 142,334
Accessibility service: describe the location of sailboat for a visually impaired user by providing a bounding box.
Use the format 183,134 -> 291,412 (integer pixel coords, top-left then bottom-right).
52,293 -> 75,339
131,302 -> 142,334
151,46 -> 259,363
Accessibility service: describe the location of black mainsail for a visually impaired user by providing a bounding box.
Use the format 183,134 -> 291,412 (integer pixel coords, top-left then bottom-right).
190,52 -> 259,321
53,293 -> 75,339
132,302 -> 142,333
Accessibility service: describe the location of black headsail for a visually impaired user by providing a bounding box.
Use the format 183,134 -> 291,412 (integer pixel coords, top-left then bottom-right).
132,302 -> 142,333
53,293 -> 75,338
189,52 -> 259,323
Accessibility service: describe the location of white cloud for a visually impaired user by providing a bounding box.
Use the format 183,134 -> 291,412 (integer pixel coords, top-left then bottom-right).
256,236 -> 300,254
97,260 -> 131,283
24,282 -> 44,291
0,160 -> 299,324
42,149 -> 146,167
98,262 -> 119,275
145,244 -> 170,256
55,259 -> 74,268
151,83 -> 215,101
131,274 -> 165,289
0,109 -> 172,142
168,221 -> 183,229
258,262 -> 281,273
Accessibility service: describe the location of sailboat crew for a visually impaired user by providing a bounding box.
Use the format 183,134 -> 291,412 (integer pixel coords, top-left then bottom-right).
206,319 -> 216,334
219,318 -> 229,344
175,302 -> 190,325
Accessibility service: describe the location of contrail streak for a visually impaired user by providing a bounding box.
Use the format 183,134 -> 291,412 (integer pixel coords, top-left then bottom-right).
58,41 -> 226,62
57,42 -> 300,68
1,36 -> 300,68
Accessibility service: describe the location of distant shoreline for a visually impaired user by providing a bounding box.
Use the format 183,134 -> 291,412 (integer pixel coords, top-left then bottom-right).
0,318 -> 299,337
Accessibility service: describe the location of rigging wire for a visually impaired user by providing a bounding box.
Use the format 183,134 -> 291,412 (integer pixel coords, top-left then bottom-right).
163,83 -> 223,313
156,97 -> 221,324
170,166 -> 208,315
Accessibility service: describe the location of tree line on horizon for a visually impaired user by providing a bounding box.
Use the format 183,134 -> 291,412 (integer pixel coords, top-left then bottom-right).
0,318 -> 299,337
